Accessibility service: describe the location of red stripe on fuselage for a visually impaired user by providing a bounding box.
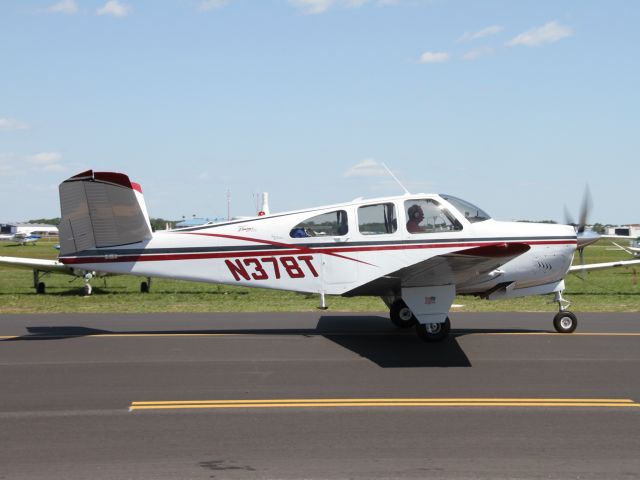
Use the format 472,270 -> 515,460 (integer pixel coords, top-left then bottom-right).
59,239 -> 576,265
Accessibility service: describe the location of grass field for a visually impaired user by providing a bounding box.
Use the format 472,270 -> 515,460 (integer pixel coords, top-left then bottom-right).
1,239 -> 638,314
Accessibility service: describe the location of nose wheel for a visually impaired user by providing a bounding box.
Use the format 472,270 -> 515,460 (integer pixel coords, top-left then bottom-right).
553,311 -> 577,333
552,290 -> 577,333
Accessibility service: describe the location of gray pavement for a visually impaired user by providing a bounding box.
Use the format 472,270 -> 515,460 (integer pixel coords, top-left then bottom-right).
1,312 -> 640,479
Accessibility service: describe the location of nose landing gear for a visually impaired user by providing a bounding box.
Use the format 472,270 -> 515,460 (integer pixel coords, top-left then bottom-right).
552,290 -> 577,333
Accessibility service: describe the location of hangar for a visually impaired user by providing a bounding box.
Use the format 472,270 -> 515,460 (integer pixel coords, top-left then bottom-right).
0,222 -> 59,238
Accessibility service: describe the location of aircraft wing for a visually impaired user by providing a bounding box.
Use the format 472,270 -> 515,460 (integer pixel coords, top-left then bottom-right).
569,259 -> 640,273
346,243 -> 530,296
0,256 -> 75,275
601,234 -> 635,239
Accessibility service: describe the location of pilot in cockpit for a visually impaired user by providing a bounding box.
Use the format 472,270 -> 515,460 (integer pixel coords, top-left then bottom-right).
406,204 -> 426,233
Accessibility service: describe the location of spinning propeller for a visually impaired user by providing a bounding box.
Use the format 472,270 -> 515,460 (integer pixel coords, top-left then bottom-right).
564,186 -> 600,267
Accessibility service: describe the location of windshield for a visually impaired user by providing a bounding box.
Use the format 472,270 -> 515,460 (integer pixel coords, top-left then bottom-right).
440,194 -> 491,223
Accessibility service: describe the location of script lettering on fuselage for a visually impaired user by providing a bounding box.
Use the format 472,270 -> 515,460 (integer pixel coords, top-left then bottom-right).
225,255 -> 319,281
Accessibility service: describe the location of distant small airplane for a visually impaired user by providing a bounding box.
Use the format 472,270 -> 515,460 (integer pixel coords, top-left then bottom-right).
0,232 -> 41,245
0,255 -> 152,295
611,238 -> 640,258
53,169 -> 640,341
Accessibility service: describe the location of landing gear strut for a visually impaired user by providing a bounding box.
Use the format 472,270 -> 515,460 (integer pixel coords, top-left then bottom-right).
83,272 -> 93,296
552,290 -> 577,333
140,277 -> 152,293
33,270 -> 46,294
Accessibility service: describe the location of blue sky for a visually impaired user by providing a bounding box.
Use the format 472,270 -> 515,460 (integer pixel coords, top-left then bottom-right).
1,0 -> 638,224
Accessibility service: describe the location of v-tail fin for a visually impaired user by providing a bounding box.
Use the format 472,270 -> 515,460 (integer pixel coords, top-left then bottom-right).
58,170 -> 153,256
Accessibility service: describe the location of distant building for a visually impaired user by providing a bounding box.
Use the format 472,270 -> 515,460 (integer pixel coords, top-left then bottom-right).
1,223 -> 59,237
606,225 -> 640,237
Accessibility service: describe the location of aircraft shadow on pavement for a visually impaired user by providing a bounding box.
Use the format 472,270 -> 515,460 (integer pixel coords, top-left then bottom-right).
3,316 -> 546,368
316,315 -> 472,368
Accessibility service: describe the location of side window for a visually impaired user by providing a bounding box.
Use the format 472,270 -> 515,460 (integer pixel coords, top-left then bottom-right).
405,199 -> 462,234
358,203 -> 397,235
290,210 -> 348,238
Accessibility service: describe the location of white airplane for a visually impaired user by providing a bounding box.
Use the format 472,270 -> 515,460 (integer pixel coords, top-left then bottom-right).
55,170 -> 640,341
606,237 -> 640,258
0,255 -> 152,295
0,232 -> 41,245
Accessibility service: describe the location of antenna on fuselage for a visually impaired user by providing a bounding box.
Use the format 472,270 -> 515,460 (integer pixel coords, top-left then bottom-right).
381,163 -> 411,195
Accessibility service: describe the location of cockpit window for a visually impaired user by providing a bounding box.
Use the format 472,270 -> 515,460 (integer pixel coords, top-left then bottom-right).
290,210 -> 348,238
440,194 -> 491,223
404,199 -> 462,234
358,203 -> 397,235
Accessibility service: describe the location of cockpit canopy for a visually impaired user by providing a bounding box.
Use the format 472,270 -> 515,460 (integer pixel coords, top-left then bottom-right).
440,194 -> 491,223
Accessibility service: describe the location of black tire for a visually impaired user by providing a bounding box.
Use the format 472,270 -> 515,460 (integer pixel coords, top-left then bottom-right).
553,311 -> 577,333
83,284 -> 92,296
389,300 -> 417,329
36,282 -> 46,294
416,317 -> 451,342
140,281 -> 149,293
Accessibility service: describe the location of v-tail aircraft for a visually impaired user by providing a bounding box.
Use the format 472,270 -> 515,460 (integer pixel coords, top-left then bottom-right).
0,255 -> 151,295
56,170 -> 640,342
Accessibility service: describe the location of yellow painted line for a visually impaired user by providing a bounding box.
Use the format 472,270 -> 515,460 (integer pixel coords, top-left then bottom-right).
129,397 -> 640,411
131,403 -> 640,411
131,397 -> 635,405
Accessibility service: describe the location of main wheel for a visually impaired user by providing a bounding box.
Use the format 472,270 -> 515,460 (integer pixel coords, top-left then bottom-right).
389,300 -> 417,329
553,311 -> 577,333
36,282 -> 46,294
140,281 -> 149,293
416,317 -> 451,342
83,284 -> 92,296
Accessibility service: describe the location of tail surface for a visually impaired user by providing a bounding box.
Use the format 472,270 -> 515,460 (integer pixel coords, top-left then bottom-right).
58,170 -> 153,256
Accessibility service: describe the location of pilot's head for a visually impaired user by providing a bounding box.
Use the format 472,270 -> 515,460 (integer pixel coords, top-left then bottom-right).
408,204 -> 424,221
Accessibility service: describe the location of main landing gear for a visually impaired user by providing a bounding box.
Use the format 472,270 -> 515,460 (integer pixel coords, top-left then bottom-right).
389,300 -> 417,329
552,290 -> 578,334
416,317 -> 451,343
388,299 -> 450,342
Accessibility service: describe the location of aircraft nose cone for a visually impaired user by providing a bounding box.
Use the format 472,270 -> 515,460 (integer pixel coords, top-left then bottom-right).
577,230 -> 600,249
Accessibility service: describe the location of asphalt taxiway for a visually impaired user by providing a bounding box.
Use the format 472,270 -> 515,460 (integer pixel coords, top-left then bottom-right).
1,311 -> 639,479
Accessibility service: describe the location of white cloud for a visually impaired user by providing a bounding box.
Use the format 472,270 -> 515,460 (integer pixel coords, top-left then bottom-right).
462,46 -> 494,60
47,0 -> 78,14
458,25 -> 502,42
289,0 -> 335,14
0,117 -> 30,131
26,152 -> 64,171
418,51 -> 449,64
97,0 -> 131,17
507,21 -> 573,47
198,0 -> 230,11
0,152 -> 65,176
288,0 -> 377,14
344,159 -> 387,178
287,0 -> 405,13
